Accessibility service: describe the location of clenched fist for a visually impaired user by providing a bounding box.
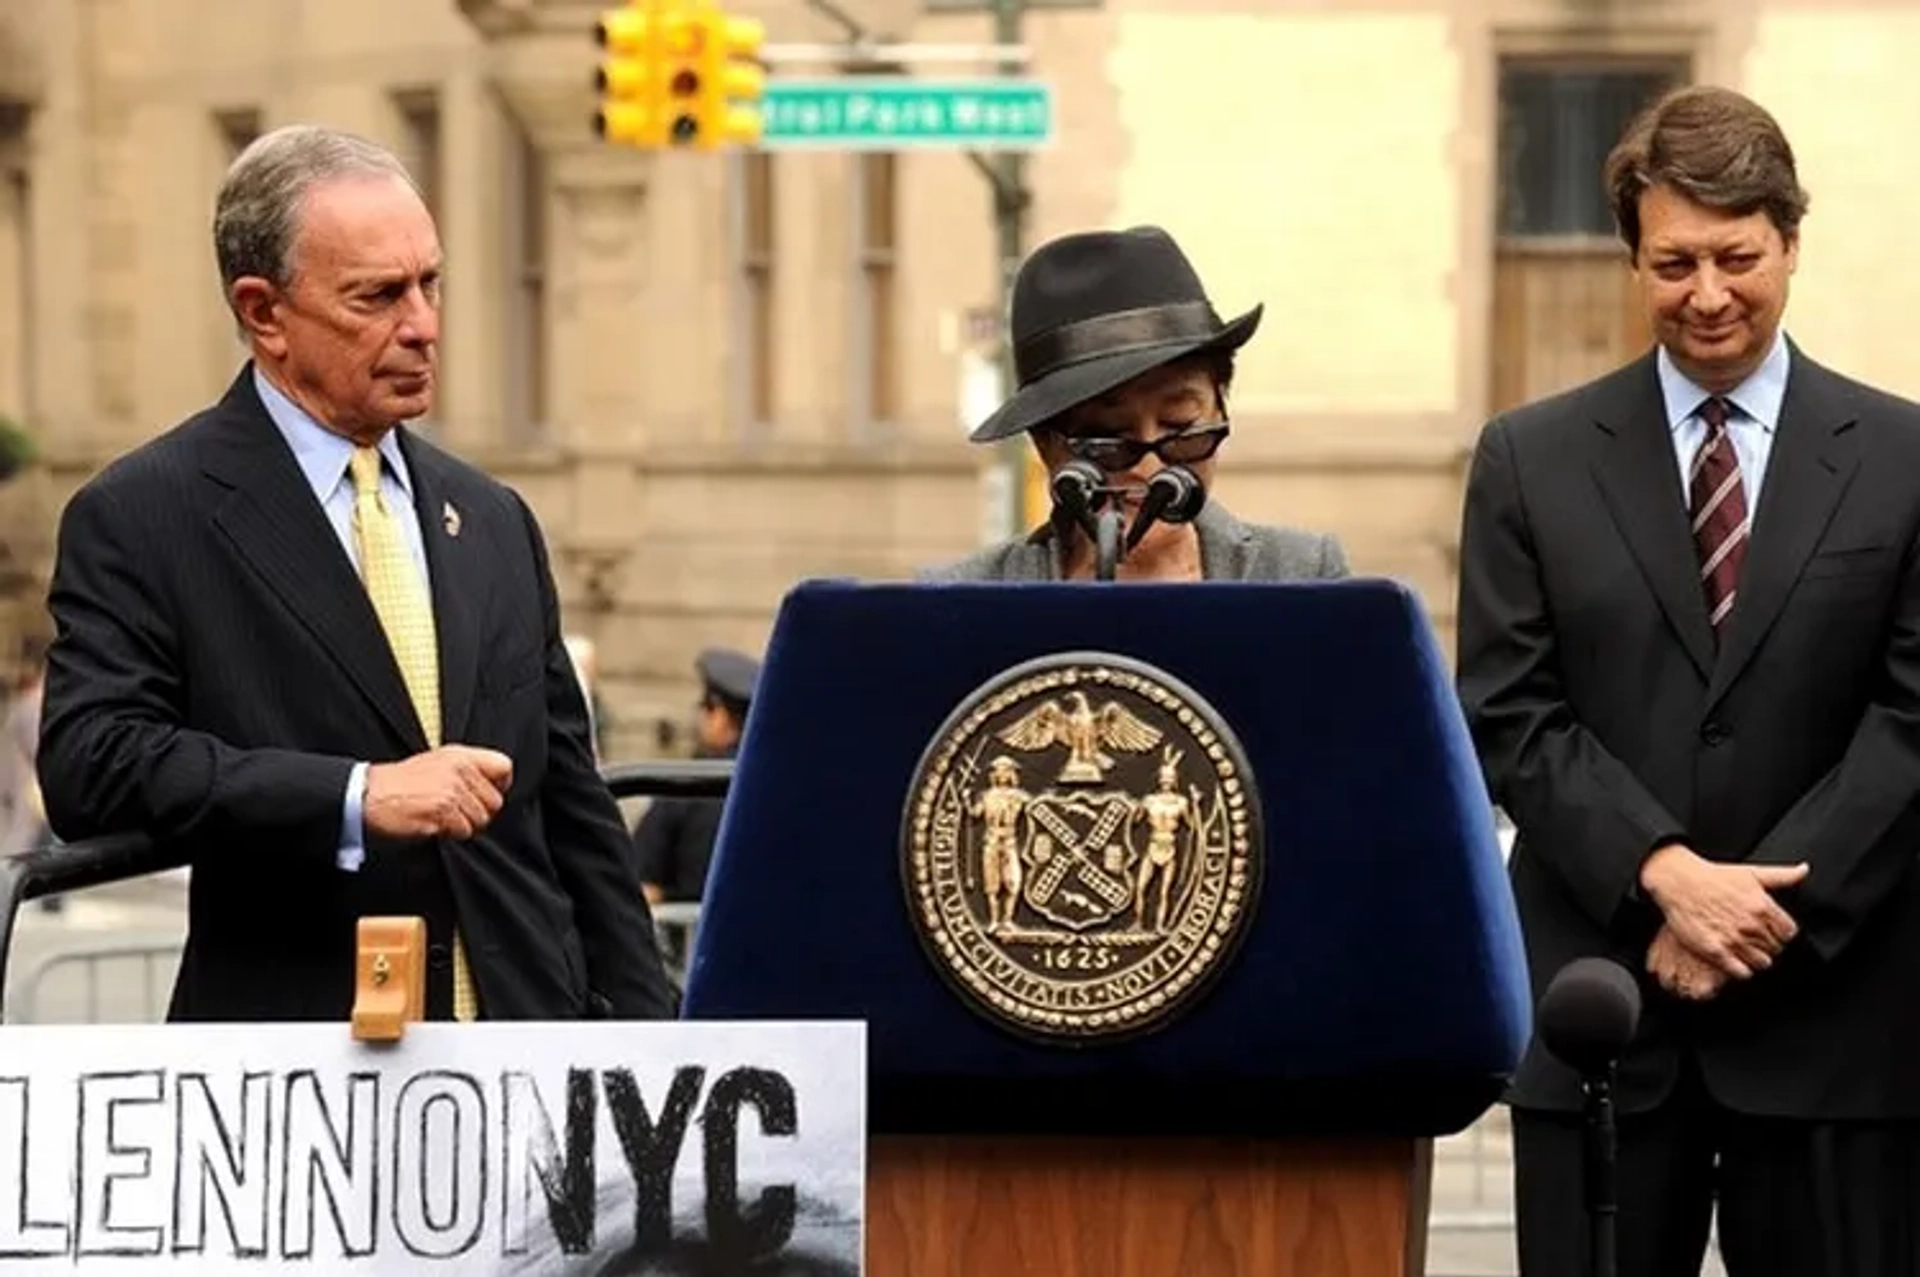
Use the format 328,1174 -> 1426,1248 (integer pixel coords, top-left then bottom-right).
365,745 -> 514,841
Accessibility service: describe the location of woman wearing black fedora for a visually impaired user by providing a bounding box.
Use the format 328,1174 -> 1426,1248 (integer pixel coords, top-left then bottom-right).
921,225 -> 1350,584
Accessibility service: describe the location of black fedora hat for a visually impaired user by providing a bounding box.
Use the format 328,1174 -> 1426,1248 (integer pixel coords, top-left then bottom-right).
969,225 -> 1261,444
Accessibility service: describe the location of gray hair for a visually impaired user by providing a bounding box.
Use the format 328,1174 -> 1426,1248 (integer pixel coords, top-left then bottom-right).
213,124 -> 417,310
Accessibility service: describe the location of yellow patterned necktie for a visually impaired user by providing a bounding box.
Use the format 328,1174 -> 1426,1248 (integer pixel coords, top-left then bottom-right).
349,445 -> 479,1022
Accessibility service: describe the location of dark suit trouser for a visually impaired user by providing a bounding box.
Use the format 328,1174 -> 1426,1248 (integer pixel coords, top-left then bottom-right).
1514,1062 -> 1920,1277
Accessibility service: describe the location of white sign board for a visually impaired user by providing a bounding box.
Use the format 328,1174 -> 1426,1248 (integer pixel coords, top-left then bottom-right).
0,1021 -> 866,1274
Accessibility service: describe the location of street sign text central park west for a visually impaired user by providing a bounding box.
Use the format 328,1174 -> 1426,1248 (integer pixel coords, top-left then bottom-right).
758,77 -> 1054,150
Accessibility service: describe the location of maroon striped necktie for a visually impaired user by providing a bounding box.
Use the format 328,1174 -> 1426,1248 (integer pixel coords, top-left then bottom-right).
1690,396 -> 1748,635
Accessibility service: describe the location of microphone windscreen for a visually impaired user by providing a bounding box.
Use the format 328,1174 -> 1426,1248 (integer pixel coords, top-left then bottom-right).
1151,465 -> 1206,524
1536,956 -> 1642,1075
1050,459 -> 1103,507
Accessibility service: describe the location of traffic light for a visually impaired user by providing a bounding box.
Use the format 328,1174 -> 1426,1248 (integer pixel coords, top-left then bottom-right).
592,1 -> 666,148
659,5 -> 707,146
693,10 -> 767,148
591,1 -> 766,152
1023,447 -> 1050,530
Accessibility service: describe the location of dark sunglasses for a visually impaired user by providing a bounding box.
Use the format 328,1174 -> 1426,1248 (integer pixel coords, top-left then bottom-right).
1055,421 -> 1231,473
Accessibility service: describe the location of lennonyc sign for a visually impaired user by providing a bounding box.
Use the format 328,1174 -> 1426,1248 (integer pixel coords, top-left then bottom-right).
0,1021 -> 865,1274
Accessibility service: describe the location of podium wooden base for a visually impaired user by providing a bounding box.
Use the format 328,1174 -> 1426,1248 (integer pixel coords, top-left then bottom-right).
867,1134 -> 1432,1277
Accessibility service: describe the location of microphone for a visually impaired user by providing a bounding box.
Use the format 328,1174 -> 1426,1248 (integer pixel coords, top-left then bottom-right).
1537,958 -> 1642,1277
1049,459 -> 1107,540
1538,956 -> 1641,1075
1124,465 -> 1208,550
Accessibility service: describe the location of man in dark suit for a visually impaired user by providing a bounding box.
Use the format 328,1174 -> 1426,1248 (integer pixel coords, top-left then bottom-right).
1458,85 -> 1920,1275
37,124 -> 676,1024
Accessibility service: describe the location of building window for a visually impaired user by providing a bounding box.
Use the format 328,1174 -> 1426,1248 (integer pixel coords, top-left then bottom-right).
392,89 -> 442,218
504,119 -> 547,446
1489,57 -> 1687,414
214,107 -> 261,161
0,100 -> 29,426
854,153 -> 898,430
1497,65 -> 1680,237
209,108 -> 262,387
733,151 -> 776,430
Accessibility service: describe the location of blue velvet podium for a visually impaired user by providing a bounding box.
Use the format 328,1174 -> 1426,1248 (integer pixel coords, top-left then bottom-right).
681,577 -> 1529,1277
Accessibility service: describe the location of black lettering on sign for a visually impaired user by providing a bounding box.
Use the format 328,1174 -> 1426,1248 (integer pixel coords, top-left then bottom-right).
602,1066 -> 703,1250
392,1070 -> 487,1259
278,1070 -> 379,1260
703,1067 -> 798,1259
75,1070 -> 166,1257
0,1077 -> 68,1258
500,1068 -> 596,1257
170,1071 -> 271,1258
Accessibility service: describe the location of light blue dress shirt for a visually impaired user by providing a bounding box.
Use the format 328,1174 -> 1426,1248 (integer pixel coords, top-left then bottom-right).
254,367 -> 431,872
1658,329 -> 1790,512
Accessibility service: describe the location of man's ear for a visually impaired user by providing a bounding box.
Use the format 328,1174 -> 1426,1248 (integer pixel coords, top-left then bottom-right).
229,277 -> 289,359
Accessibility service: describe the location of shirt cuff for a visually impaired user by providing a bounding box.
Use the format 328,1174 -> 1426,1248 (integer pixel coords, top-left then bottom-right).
338,762 -> 369,872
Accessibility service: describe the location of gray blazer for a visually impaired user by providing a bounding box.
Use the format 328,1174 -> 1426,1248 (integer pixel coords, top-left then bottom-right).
918,501 -> 1349,583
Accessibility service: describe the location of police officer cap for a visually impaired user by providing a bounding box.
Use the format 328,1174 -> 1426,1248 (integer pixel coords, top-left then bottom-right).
697,647 -> 760,708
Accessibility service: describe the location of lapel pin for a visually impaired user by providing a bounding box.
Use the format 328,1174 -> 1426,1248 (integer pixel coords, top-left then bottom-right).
442,501 -> 462,538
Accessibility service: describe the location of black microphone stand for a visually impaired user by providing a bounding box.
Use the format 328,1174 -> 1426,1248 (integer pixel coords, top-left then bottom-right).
1093,506 -> 1124,581
1583,1063 -> 1619,1277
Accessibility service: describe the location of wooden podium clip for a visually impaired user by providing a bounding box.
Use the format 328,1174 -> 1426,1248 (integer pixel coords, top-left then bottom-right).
351,916 -> 426,1043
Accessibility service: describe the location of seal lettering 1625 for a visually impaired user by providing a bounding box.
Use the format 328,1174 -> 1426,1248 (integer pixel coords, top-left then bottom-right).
901,652 -> 1263,1042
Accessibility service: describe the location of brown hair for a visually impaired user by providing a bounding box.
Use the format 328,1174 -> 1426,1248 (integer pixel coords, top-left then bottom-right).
1604,85 -> 1810,255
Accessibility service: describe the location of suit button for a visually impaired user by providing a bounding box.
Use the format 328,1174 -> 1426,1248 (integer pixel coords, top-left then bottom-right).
428,943 -> 450,970
1701,721 -> 1730,746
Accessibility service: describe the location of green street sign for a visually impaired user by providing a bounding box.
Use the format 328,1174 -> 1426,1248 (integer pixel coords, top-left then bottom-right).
759,77 -> 1054,150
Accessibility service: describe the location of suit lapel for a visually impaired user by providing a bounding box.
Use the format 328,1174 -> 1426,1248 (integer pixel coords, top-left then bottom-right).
1195,502 -> 1255,579
200,373 -> 426,752
398,433 -> 482,744
1589,355 -> 1717,680
1704,357 -> 1860,710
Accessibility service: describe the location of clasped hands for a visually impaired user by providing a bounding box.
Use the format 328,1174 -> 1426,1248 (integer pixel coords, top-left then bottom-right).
1639,843 -> 1808,1002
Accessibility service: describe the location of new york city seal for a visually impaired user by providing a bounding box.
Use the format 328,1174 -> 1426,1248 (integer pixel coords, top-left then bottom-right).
901,652 -> 1263,1042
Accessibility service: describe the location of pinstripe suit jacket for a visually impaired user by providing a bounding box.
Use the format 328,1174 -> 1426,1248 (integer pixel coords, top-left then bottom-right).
35,366 -> 676,1023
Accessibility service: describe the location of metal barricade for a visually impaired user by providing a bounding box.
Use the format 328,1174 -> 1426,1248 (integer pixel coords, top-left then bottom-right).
14,941 -> 183,1024
0,759 -> 731,1021
8,909 -> 706,1026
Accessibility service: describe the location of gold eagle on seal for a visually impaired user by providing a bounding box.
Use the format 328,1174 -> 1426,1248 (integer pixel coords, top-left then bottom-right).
902,652 -> 1263,1043
995,689 -> 1164,784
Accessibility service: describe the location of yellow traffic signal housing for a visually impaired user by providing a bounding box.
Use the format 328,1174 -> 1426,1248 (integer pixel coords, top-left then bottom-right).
659,8 -> 706,147
592,2 -> 766,152
695,12 -> 767,148
1023,446 -> 1049,531
593,3 -> 666,148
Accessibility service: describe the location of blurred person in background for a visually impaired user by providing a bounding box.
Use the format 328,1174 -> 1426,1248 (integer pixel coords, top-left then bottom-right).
633,646 -> 757,906
920,225 -> 1347,584
563,634 -> 608,762
36,123 -> 674,1023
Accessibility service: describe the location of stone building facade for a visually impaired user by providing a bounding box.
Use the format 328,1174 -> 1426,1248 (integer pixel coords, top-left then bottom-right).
0,0 -> 1916,755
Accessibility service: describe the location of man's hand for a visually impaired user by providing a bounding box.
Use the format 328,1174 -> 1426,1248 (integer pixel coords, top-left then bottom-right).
1647,923 -> 1729,1001
1639,843 -> 1808,978
365,746 -> 513,841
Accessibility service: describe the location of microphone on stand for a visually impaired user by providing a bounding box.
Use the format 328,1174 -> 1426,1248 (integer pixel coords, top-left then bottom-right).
1049,459 -> 1107,541
1124,465 -> 1208,551
1049,459 -> 1127,581
1537,957 -> 1642,1277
